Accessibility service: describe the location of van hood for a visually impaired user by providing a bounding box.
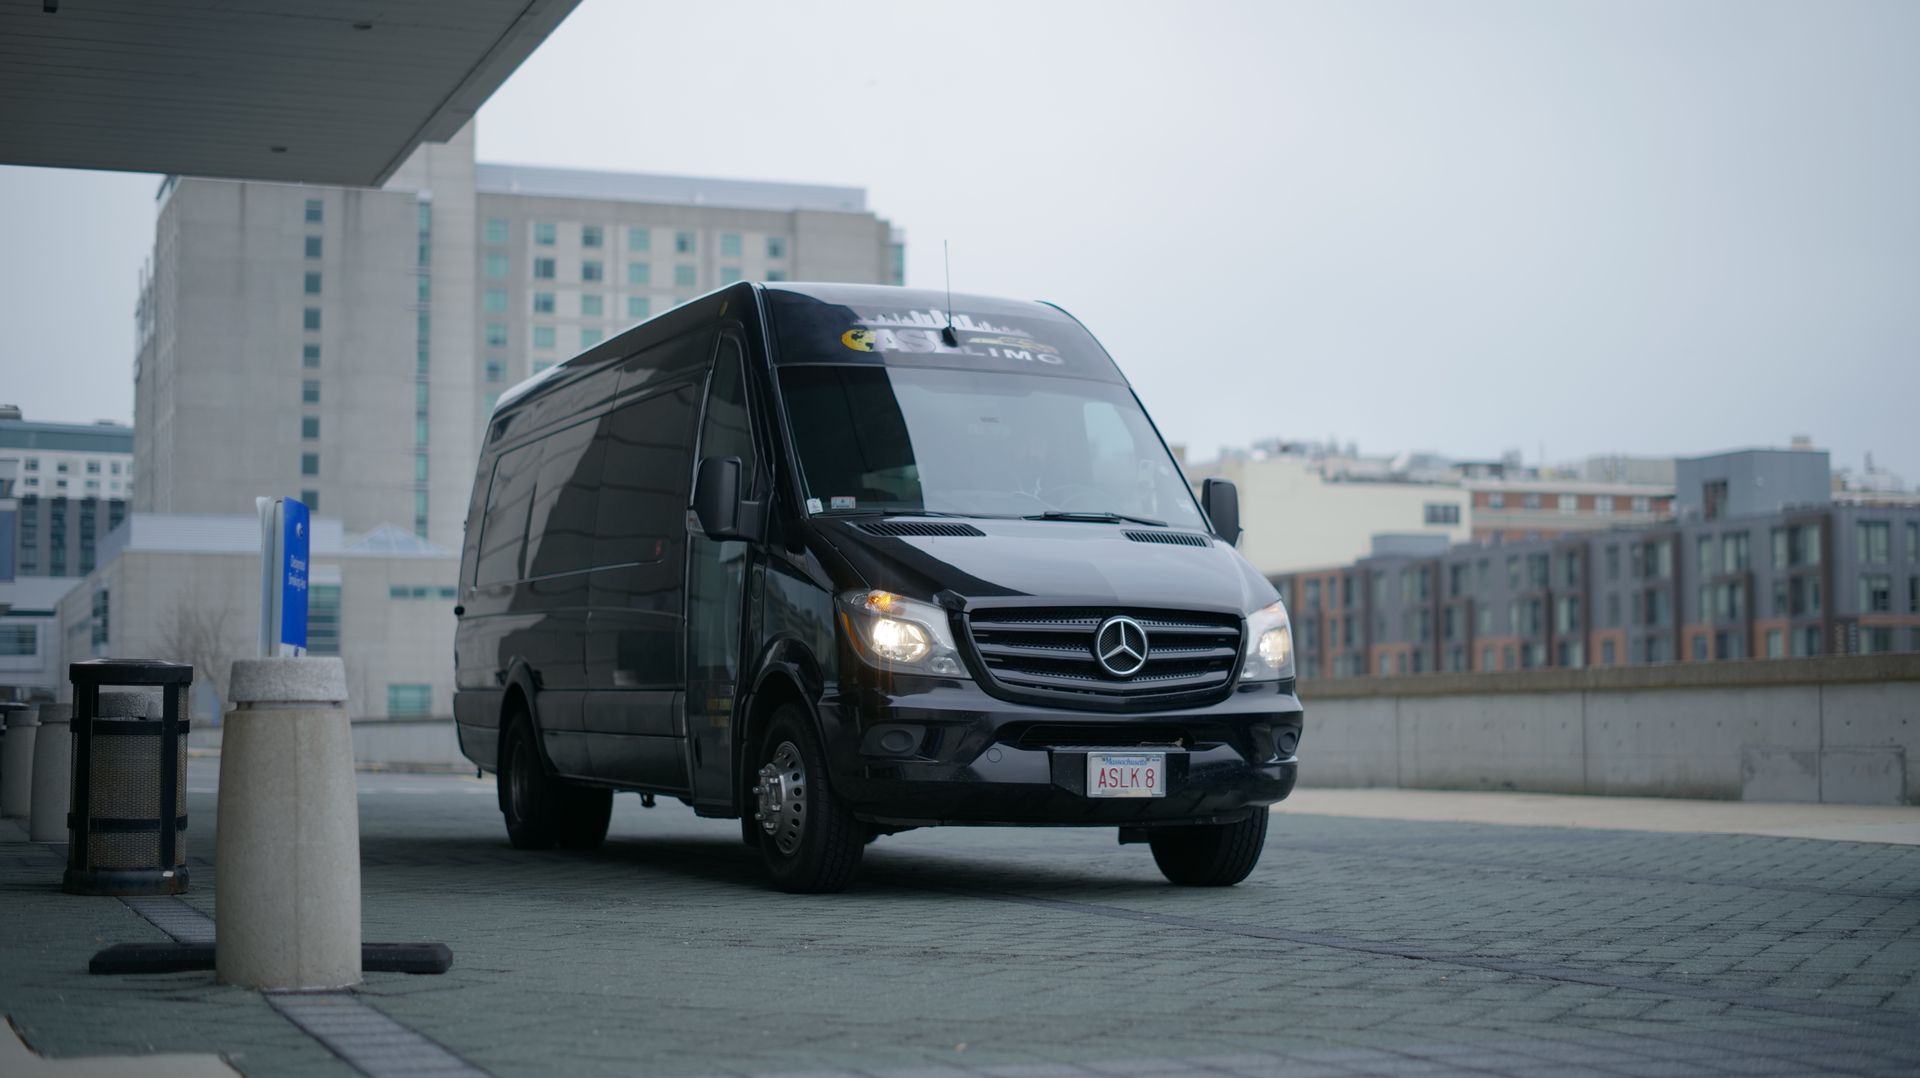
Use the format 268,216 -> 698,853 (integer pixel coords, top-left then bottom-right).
814,517 -> 1279,615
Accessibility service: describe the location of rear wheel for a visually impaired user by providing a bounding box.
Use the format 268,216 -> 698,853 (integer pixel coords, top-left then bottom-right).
499,709 -> 613,851
499,711 -> 558,850
1148,810 -> 1269,887
751,705 -> 863,893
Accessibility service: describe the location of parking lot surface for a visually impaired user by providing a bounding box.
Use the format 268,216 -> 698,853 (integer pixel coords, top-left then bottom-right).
4,762 -> 1918,1077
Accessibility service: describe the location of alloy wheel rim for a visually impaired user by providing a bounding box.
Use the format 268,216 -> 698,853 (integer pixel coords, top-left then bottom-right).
755,740 -> 807,856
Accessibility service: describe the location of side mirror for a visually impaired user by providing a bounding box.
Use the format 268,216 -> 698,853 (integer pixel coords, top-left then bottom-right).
692,456 -> 764,542
1201,478 -> 1241,546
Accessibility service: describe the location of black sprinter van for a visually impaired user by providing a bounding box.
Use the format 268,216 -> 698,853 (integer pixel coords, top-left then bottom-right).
454,282 -> 1302,893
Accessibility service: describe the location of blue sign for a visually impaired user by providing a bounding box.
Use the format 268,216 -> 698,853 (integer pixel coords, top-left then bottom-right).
280,498 -> 310,652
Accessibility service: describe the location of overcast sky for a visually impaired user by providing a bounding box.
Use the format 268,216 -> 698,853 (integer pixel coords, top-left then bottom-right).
2,0 -> 1914,481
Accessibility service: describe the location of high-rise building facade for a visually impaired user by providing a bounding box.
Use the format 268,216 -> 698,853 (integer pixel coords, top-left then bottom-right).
0,413 -> 133,579
133,125 -> 902,550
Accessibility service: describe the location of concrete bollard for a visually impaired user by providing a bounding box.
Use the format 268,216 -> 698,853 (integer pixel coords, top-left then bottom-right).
29,703 -> 72,842
2,704 -> 38,819
216,656 -> 360,990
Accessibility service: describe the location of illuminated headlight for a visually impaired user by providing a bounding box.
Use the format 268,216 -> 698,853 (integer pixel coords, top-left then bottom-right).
1241,600 -> 1294,682
838,590 -> 970,678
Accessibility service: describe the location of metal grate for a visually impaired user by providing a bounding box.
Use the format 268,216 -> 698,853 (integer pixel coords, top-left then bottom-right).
964,607 -> 1243,709
855,520 -> 987,538
1124,530 -> 1210,547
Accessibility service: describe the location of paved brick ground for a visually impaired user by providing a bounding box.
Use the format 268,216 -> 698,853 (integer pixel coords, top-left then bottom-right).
2,761 -> 1916,1077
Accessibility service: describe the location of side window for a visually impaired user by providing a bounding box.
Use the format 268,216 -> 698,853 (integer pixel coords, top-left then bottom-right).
594,381 -> 701,568
475,441 -> 540,585
523,418 -> 602,578
698,335 -> 757,495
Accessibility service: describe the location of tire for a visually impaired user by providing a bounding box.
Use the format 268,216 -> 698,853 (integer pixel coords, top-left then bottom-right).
1148,809 -> 1269,887
555,786 -> 613,851
499,710 -> 559,850
749,704 -> 863,893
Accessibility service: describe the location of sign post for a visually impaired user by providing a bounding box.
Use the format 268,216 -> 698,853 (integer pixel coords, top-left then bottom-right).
256,496 -> 310,658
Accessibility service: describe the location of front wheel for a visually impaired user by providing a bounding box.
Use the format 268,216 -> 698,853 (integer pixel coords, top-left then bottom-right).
499,710 -> 612,851
750,705 -> 863,893
1148,810 -> 1269,886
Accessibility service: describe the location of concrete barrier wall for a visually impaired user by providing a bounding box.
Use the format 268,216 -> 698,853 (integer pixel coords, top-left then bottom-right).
1299,655 -> 1920,805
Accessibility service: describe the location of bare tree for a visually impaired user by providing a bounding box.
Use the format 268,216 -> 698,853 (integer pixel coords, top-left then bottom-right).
154,596 -> 246,721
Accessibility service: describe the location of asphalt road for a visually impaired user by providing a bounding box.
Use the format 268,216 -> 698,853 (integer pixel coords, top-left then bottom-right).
5,763 -> 1919,1077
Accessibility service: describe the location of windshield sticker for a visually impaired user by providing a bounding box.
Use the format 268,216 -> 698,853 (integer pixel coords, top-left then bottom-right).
806,497 -> 823,514
839,309 -> 1065,365
830,495 -> 858,510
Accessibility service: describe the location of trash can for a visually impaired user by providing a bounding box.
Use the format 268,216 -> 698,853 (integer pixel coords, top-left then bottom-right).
0,701 -> 27,817
64,660 -> 194,896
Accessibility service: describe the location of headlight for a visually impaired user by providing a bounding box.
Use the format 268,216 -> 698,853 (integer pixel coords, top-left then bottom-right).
1240,599 -> 1294,682
838,590 -> 969,678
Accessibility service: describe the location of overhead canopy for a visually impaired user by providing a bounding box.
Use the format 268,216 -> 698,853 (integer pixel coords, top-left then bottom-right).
0,0 -> 580,186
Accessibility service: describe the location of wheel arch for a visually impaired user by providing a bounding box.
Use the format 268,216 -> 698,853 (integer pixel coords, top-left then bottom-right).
733,638 -> 827,818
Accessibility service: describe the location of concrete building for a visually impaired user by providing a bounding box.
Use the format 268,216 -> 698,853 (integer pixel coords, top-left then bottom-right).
134,123 -> 902,551
53,514 -> 458,721
1466,478 -> 1674,543
0,410 -> 135,502
1275,448 -> 1920,679
1188,449 -> 1472,576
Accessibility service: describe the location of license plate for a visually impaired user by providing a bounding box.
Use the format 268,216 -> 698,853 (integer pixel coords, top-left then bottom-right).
1086,752 -> 1166,798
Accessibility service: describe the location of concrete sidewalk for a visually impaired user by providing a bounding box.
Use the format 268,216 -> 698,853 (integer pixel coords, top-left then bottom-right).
1281,787 -> 1920,845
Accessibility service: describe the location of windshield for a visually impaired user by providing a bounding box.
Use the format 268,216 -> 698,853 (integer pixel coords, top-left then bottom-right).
778,364 -> 1205,528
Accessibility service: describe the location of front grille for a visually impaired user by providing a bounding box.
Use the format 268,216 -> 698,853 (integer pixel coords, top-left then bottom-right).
963,606 -> 1243,709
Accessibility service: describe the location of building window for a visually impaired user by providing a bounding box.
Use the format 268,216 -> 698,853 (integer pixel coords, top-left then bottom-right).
581,328 -> 603,348
719,266 -> 742,285
533,325 -> 556,349
719,233 -> 742,258
1487,492 -> 1505,509
484,288 -> 507,314
300,342 -> 320,368
767,269 -> 787,282
308,584 -> 340,655
767,236 -> 787,259
1632,496 -> 1650,513
582,224 -> 603,248
0,625 -> 36,657
1857,521 -> 1891,563
534,221 -> 555,246
1596,495 -> 1614,514
384,683 -> 433,718
1722,533 -> 1749,573
485,253 -> 508,278
300,452 -> 319,477
298,379 -> 320,405
484,218 -> 509,245
302,416 -> 319,440
675,231 -> 696,254
304,198 -> 323,223
581,294 -> 603,317
627,226 -> 650,251
1861,575 -> 1893,613
1522,493 -> 1542,510
303,307 -> 321,331
533,258 -> 555,280
303,271 -> 321,295
485,359 -> 505,382
304,235 -> 322,259
532,291 -> 555,314
674,264 -> 697,288
627,261 -> 651,286
1423,503 -> 1459,526
485,323 -> 508,348
582,260 -> 604,283
627,296 -> 650,320
1558,494 -> 1577,514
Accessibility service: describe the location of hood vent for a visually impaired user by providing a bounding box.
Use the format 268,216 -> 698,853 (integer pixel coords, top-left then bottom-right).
856,520 -> 986,538
1125,530 -> 1210,548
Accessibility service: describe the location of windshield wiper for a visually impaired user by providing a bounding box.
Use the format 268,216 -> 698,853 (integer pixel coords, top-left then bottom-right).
1023,510 -> 1167,527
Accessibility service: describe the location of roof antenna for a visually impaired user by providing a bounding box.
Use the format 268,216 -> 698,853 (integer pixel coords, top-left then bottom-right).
940,240 -> 959,347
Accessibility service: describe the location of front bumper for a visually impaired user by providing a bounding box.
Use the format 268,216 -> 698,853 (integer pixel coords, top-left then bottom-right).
821,678 -> 1303,828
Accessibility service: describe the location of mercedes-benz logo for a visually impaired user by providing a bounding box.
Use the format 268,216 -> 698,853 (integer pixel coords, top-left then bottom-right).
1093,615 -> 1150,678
